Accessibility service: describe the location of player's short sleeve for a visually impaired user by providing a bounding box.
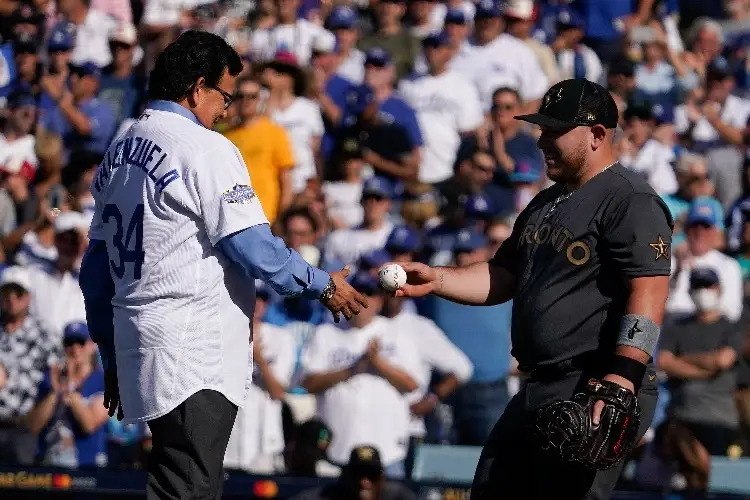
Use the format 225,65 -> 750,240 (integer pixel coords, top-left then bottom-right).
272,126 -> 295,170
489,220 -> 522,275
88,174 -> 106,241
188,140 -> 269,246
601,193 -> 674,277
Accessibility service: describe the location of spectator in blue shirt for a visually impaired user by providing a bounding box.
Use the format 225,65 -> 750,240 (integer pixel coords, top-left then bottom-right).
40,62 -> 117,161
99,23 -> 146,126
37,23 -> 76,114
573,0 -> 644,64
11,33 -> 41,98
418,229 -> 512,446
25,322 -> 109,468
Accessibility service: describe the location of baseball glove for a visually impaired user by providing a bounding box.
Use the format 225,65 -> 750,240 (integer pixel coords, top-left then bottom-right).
535,378 -> 641,470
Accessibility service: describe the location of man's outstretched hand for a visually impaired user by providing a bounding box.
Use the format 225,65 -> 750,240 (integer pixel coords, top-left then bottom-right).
322,266 -> 369,322
104,368 -> 124,421
390,262 -> 439,298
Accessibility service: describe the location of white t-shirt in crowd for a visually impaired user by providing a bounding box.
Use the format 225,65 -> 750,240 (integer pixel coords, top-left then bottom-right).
391,310 -> 473,437
224,323 -> 296,473
322,181 -> 364,229
251,19 -> 335,67
27,265 -> 87,342
675,94 -> 750,145
271,98 -> 325,193
398,71 -> 483,184
324,221 -> 394,268
336,49 -> 366,84
666,249 -> 744,322
464,34 -> 549,110
0,134 -> 37,171
556,45 -> 604,84
89,107 -> 268,424
300,316 -> 420,465
13,232 -> 57,270
69,9 -> 117,68
141,0 -> 214,27
620,139 -> 678,195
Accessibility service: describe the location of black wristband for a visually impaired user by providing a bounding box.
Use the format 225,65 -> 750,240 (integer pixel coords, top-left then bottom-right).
610,355 -> 646,392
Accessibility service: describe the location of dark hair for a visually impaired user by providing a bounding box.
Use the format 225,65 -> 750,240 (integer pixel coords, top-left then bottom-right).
491,87 -> 521,108
281,206 -> 319,233
147,30 -> 243,102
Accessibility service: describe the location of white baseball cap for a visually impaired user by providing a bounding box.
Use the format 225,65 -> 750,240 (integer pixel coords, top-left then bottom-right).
54,211 -> 89,234
1,266 -> 32,291
504,0 -> 535,20
109,22 -> 137,45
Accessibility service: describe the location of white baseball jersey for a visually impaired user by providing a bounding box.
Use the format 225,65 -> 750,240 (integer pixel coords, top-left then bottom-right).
300,316 -> 420,466
398,71 -> 483,184
391,311 -> 473,437
224,323 -> 296,472
88,104 -> 268,424
323,221 -> 394,268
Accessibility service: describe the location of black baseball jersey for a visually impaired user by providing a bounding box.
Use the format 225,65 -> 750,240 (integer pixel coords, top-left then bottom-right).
491,164 -> 673,370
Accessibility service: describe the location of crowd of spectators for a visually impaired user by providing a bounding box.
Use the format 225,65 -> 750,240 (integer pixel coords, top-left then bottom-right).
1,0 -> 750,495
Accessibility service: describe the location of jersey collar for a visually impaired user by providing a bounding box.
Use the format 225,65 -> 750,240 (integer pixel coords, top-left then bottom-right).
146,100 -> 204,127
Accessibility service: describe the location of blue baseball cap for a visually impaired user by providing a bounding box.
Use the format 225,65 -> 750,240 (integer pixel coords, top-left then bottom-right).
364,47 -> 392,67
63,321 -> 90,342
255,279 -> 271,300
690,267 -> 720,289
423,31 -> 450,48
327,6 -> 358,30
556,6 -> 585,30
444,8 -> 467,24
362,176 -> 395,199
349,270 -> 380,295
510,156 -> 543,184
475,0 -> 502,19
385,225 -> 421,254
48,22 -> 75,52
686,196 -> 723,227
652,103 -> 674,125
454,228 -> 489,252
72,62 -> 102,80
8,91 -> 36,109
359,249 -> 392,270
465,192 -> 497,219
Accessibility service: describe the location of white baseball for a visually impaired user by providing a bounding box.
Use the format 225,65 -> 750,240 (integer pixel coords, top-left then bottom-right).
378,263 -> 407,292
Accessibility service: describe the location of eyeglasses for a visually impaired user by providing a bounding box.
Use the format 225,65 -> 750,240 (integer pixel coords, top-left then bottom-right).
211,85 -> 234,110
235,92 -> 260,101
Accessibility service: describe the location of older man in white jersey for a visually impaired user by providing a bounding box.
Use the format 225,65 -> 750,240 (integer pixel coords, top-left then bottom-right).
79,31 -> 366,500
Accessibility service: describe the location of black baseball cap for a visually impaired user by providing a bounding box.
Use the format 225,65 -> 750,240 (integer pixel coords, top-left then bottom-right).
343,445 -> 384,479
514,79 -> 619,130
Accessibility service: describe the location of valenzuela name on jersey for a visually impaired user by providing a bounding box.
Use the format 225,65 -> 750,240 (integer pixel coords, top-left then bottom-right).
93,133 -> 180,195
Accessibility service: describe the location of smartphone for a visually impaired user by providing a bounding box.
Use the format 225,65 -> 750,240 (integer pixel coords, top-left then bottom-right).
48,185 -> 65,211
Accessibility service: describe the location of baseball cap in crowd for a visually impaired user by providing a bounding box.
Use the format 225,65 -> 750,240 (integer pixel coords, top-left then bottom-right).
503,0 -> 535,21
422,31 -> 450,48
71,62 -> 103,80
109,22 -> 138,46
623,101 -> 655,122
454,228 -> 489,253
444,8 -> 467,25
349,270 -> 380,295
608,56 -> 636,78
48,23 -> 75,52
364,47 -> 392,67
465,192 -> 497,219
13,31 -> 38,54
362,176 -> 395,199
344,446 -> 384,479
7,90 -> 36,109
327,6 -> 359,30
385,225 -> 421,254
515,79 -> 619,129
54,211 -> 88,234
12,3 -> 43,26
510,156 -> 543,184
475,0 -> 502,19
63,321 -> 91,345
556,6 -> 585,30
0,266 -> 31,291
295,419 -> 333,460
690,268 -> 720,289
706,57 -> 733,82
359,249 -> 391,271
652,103 -> 674,126
686,196 -> 723,227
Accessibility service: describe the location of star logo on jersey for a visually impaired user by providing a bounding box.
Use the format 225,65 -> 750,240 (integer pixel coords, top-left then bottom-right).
649,235 -> 670,261
627,320 -> 642,339
648,373 -> 656,381
543,87 -> 564,109
221,185 -> 257,204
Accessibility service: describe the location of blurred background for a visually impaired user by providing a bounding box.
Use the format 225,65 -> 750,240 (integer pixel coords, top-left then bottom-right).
1,0 -> 750,498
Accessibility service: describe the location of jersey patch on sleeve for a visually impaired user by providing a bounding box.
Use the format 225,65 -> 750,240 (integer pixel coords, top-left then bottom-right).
648,235 -> 670,261
220,185 -> 257,204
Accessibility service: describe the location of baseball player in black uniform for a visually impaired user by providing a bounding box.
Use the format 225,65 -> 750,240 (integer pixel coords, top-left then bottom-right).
390,79 -> 673,500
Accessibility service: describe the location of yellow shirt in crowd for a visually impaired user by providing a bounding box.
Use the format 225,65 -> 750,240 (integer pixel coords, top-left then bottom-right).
224,116 -> 295,223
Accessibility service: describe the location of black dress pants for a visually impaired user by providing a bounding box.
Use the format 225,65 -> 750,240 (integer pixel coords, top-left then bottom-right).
146,389 -> 238,500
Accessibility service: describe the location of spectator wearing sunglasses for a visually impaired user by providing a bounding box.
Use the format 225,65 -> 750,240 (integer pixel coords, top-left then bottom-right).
25,321 -> 109,468
224,75 -> 295,225
39,62 -> 116,161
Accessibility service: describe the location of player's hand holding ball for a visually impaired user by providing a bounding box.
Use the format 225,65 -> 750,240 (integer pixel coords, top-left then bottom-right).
379,262 -> 438,298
